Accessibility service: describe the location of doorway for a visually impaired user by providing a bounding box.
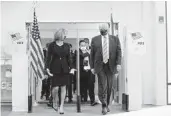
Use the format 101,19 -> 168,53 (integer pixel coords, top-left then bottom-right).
26,22 -> 124,113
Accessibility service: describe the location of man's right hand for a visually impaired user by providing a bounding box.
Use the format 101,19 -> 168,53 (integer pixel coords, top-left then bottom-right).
91,69 -> 95,75
45,75 -> 48,79
114,73 -> 119,80
46,68 -> 53,77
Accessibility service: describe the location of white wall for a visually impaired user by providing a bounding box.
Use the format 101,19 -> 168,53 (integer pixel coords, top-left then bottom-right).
1,1 -> 142,54
1,1 -> 167,111
141,1 -> 156,105
12,38 -> 28,111
154,2 -> 167,105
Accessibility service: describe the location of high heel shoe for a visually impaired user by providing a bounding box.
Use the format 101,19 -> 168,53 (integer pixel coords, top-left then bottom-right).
52,104 -> 58,112
59,106 -> 64,114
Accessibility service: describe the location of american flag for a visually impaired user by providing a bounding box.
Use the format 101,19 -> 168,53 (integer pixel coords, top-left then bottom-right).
30,9 -> 44,79
11,33 -> 22,41
131,32 -> 142,40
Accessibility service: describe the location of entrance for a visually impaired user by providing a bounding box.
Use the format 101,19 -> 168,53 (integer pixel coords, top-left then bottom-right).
26,22 -> 125,113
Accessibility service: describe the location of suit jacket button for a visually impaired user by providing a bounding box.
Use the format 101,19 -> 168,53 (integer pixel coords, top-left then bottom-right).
60,58 -> 61,60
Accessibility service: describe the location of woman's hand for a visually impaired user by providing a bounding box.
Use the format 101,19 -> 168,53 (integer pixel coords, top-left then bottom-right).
46,68 -> 53,77
91,69 -> 95,75
44,75 -> 49,79
70,68 -> 76,75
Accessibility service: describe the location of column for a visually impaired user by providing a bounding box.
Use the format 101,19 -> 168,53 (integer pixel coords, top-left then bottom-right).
154,1 -> 167,105
12,37 -> 28,111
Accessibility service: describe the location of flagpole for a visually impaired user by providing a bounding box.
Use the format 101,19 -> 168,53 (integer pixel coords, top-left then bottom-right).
76,29 -> 81,112
110,7 -> 114,36
33,73 -> 38,106
110,7 -> 116,104
33,3 -> 39,106
28,1 -> 37,112
27,23 -> 32,113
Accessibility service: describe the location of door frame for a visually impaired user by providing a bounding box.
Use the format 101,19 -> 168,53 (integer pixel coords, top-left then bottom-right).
25,21 -> 121,113
165,1 -> 171,105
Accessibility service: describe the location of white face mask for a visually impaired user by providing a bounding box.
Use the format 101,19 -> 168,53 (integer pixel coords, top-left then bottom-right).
80,46 -> 86,51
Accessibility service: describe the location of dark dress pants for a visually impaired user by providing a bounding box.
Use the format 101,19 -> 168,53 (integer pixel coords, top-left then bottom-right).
73,72 -> 76,93
67,74 -> 73,101
97,62 -> 113,107
80,70 -> 88,101
41,79 -> 50,99
87,70 -> 95,103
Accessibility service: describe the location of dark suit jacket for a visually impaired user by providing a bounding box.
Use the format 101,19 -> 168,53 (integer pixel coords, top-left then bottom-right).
90,35 -> 122,74
45,41 -> 73,74
43,49 -> 47,62
72,49 -> 89,70
43,49 -> 48,75
79,49 -> 90,71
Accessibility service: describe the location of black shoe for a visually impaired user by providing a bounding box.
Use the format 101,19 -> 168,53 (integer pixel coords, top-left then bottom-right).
107,107 -> 110,112
47,102 -> 52,107
81,98 -> 84,102
60,112 -> 64,115
46,97 -> 49,100
68,99 -> 73,103
84,99 -> 87,102
52,106 -> 58,112
91,101 -> 98,106
102,107 -> 107,115
59,107 -> 64,114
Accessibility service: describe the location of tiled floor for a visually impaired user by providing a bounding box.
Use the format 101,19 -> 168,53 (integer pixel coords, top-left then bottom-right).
2,103 -> 125,116
2,103 -> 170,116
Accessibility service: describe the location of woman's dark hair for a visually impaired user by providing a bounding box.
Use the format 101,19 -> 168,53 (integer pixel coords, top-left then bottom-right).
84,38 -> 89,44
79,40 -> 85,45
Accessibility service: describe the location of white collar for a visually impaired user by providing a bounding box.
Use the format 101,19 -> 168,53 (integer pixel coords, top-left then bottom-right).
101,34 -> 109,38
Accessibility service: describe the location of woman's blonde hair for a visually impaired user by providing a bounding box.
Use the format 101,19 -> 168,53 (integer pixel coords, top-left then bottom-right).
54,28 -> 67,41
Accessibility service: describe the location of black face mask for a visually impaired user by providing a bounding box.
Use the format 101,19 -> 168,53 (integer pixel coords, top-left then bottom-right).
100,30 -> 108,36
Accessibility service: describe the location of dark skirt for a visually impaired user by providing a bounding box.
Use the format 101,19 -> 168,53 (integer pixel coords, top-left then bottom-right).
51,73 -> 69,87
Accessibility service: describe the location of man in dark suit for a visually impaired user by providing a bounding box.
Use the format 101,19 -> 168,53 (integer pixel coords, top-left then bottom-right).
79,40 -> 89,102
90,23 -> 122,115
67,43 -> 73,103
41,43 -> 50,100
84,38 -> 98,106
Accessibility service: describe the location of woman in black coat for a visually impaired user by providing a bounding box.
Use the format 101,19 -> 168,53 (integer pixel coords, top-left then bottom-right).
45,28 -> 74,114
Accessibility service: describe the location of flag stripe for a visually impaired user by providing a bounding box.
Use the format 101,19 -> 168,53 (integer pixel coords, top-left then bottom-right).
37,40 -> 44,59
36,42 -> 44,65
30,62 -> 37,77
31,37 -> 44,61
32,37 -> 44,60
31,53 -> 38,69
37,58 -> 44,74
30,9 -> 44,79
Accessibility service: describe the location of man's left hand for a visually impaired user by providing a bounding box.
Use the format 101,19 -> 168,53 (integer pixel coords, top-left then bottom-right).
117,65 -> 121,72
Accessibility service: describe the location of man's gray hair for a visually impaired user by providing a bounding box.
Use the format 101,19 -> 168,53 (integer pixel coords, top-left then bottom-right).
99,23 -> 110,30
